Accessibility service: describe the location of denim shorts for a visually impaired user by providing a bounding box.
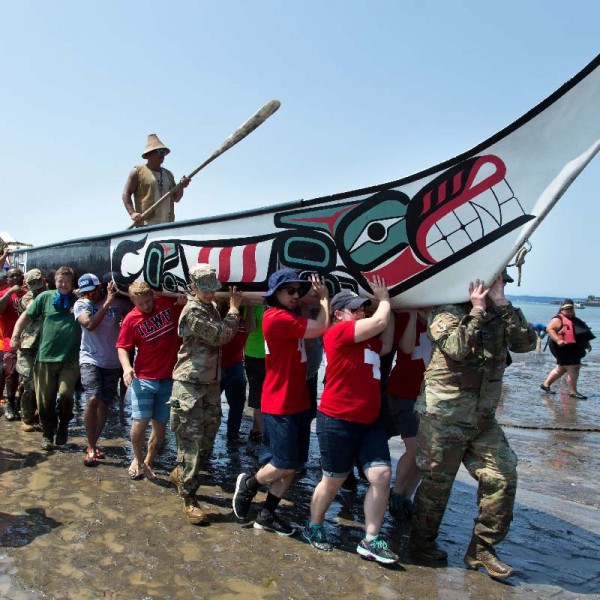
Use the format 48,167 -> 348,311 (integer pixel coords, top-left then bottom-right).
80,363 -> 121,403
259,410 -> 311,470
316,411 -> 391,478
387,396 -> 419,439
130,378 -> 173,423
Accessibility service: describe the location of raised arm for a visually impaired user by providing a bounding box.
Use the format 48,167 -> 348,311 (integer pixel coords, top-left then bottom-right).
304,274 -> 330,339
354,276 -> 391,343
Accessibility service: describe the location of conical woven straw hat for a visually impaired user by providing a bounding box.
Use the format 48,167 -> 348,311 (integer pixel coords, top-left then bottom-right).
142,134 -> 170,158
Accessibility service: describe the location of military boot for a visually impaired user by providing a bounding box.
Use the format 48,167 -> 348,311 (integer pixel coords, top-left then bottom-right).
408,533 -> 448,562
464,537 -> 514,579
170,467 -> 181,493
183,496 -> 209,526
4,397 -> 20,421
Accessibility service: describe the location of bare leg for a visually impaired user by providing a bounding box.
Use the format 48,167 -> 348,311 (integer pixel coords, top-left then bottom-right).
543,365 -> 566,389
310,475 -> 346,524
144,419 -> 167,477
129,418 -> 150,476
84,396 -> 109,451
364,466 -> 392,536
565,365 -> 581,394
393,437 -> 420,498
252,408 -> 263,434
255,463 -> 296,498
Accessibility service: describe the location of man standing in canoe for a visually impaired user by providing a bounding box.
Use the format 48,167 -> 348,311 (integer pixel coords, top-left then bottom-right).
122,134 -> 191,227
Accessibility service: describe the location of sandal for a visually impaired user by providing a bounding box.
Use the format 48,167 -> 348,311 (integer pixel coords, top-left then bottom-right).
84,448 -> 98,467
95,449 -> 106,459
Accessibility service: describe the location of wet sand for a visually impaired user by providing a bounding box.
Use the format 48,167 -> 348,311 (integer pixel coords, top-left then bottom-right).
1,349 -> 600,599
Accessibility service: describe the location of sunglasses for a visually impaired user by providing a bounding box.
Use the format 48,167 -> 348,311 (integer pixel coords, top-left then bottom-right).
283,286 -> 303,296
345,305 -> 365,314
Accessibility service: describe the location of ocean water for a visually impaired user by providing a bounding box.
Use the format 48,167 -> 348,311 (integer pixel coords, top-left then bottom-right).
499,301 -> 600,431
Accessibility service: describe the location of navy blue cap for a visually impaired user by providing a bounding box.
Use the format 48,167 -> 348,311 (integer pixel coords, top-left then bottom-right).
330,290 -> 371,313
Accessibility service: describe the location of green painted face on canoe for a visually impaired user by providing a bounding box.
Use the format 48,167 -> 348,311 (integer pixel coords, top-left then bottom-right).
342,198 -> 409,270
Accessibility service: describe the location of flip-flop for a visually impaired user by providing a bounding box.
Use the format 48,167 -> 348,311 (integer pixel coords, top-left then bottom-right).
84,449 -> 98,467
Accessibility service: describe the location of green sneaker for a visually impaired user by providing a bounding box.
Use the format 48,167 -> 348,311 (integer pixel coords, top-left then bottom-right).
357,535 -> 399,564
302,520 -> 332,551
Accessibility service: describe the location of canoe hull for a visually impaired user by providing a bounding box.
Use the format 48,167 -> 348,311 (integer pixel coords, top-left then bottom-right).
10,54 -> 600,307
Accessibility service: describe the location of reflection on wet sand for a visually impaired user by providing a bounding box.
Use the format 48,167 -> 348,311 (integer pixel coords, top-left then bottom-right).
0,346 -> 598,599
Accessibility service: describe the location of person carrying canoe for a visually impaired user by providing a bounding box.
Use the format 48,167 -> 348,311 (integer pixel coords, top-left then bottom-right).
409,270 -> 536,579
122,134 -> 190,227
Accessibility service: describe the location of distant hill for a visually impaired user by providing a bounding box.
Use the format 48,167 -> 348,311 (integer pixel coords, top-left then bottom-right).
507,295 -> 572,304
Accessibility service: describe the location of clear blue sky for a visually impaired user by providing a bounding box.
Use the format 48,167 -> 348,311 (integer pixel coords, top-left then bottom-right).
2,1 -> 599,298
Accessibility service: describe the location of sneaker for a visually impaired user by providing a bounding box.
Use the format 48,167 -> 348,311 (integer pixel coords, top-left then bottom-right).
357,536 -> 399,564
302,520 -> 332,551
389,492 -> 405,520
253,510 -> 296,536
569,392 -> 588,399
540,384 -> 555,394
41,437 -> 53,452
232,473 -> 257,520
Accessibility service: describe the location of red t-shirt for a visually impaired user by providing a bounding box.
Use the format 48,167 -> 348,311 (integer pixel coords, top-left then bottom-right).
1,290 -> 25,350
221,317 -> 249,369
319,321 -> 383,424
387,313 -> 430,400
262,308 -> 309,415
116,297 -> 182,380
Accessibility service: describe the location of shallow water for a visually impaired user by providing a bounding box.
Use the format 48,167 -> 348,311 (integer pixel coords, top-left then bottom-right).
0,300 -> 599,598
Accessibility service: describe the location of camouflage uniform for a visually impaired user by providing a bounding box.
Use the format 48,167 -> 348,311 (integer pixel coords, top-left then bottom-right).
412,301 -> 535,549
16,290 -> 43,425
170,297 -> 238,497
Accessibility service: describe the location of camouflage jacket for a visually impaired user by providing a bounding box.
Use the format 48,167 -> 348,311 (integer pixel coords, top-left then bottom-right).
172,298 -> 239,386
419,302 -> 536,425
17,291 -> 43,350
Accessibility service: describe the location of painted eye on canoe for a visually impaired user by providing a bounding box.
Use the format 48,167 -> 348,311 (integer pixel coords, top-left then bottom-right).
348,216 -> 405,253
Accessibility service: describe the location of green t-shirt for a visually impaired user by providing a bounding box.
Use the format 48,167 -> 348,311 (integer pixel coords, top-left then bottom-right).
244,305 -> 265,358
26,290 -> 81,362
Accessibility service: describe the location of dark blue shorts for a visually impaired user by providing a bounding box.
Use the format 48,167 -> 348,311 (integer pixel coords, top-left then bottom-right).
259,410 -> 311,470
388,396 -> 419,439
316,411 -> 391,478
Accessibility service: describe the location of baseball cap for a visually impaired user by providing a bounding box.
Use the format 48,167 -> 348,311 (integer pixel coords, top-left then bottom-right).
330,290 -> 371,313
78,273 -> 101,293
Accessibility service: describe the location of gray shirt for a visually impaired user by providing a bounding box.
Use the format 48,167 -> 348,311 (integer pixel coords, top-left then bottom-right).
74,296 -> 131,369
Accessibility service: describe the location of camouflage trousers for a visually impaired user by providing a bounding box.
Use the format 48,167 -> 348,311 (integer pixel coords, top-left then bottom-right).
412,414 -> 518,547
17,349 -> 37,425
169,380 -> 222,497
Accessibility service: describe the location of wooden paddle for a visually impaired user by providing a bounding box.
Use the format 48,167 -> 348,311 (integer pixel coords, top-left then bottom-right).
126,99 -> 281,230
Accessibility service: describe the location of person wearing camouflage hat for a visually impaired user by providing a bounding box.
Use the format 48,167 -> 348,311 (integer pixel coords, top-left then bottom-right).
15,269 -> 47,431
169,263 -> 243,525
122,133 -> 191,227
409,273 -> 535,579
